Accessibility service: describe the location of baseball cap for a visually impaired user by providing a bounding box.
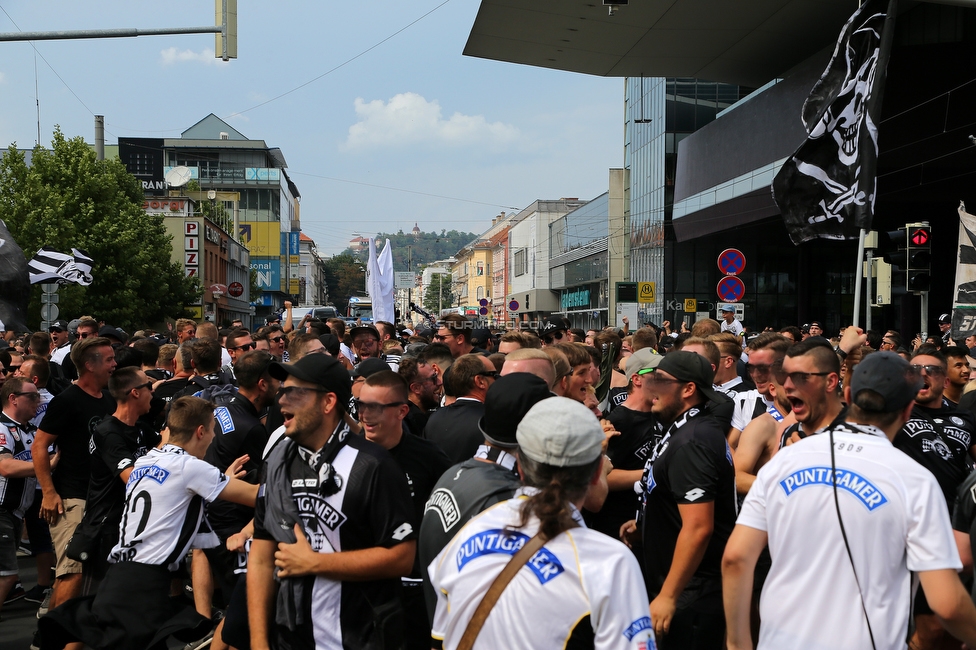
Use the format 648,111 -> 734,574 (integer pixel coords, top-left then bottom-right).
516,397 -> 604,467
49,319 -> 69,332
349,325 -> 380,342
270,354 -> 352,407
351,357 -> 390,379
720,305 -> 734,313
479,373 -> 553,448
67,318 -> 81,335
939,313 -> 952,325
849,351 -> 923,412
98,324 -> 128,344
809,321 -> 824,329
318,333 -> 341,357
654,350 -> 724,404
625,347 -> 662,379
540,316 -> 570,337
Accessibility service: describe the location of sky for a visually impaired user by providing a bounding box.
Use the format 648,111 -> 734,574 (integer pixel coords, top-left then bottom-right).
0,1 -> 624,256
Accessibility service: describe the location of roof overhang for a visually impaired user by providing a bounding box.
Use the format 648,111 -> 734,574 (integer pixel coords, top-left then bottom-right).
464,0 -> 860,87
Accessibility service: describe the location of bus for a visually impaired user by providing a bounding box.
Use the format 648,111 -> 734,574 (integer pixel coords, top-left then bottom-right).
346,296 -> 373,323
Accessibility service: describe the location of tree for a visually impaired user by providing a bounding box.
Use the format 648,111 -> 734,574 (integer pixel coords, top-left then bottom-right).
423,272 -> 455,316
0,129 -> 201,331
343,229 -> 477,270
323,252 -> 366,315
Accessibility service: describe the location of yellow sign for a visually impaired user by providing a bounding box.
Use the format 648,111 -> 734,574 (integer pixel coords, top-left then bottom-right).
186,306 -> 203,319
289,278 -> 300,295
684,298 -> 697,313
638,282 -> 656,303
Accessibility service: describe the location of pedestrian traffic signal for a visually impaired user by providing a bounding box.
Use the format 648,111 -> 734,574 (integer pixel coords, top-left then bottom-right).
906,223 -> 931,293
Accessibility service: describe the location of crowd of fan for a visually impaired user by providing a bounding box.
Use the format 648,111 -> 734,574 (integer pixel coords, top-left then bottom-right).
2,307 -> 976,650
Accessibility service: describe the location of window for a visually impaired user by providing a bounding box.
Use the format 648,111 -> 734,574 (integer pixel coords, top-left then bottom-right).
476,261 -> 484,276
463,262 -> 469,276
514,249 -> 527,277
476,286 -> 485,300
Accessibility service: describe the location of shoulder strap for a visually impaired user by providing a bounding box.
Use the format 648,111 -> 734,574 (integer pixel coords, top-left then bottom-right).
457,532 -> 548,650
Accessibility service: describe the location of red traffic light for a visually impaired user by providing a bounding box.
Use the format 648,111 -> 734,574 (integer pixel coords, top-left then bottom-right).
911,228 -> 930,246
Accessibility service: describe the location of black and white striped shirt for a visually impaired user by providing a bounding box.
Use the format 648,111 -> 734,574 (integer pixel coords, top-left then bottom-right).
0,412 -> 36,517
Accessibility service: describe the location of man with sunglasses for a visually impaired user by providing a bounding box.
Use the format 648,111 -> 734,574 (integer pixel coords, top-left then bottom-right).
423,354 -> 497,463
0,377 -> 42,616
724,352 -> 976,650
639,351 -> 737,649
729,333 -> 794,447
358,370 -> 452,650
539,315 -> 571,347
82,366 -> 160,584
224,328 -> 257,379
776,337 -> 847,446
434,314 -> 484,359
48,320 -> 72,367
249,354 -> 416,650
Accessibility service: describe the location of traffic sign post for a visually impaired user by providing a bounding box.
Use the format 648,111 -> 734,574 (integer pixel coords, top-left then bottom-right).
716,276 -> 745,303
718,249 -> 746,276
638,282 -> 656,303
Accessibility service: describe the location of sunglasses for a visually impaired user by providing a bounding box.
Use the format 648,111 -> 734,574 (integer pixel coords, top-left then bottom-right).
910,364 -> 945,377
478,371 -> 499,379
773,369 -> 830,386
3,365 -> 21,374
269,336 -> 285,344
229,342 -> 256,351
277,385 -> 329,400
77,331 -> 93,339
132,382 -> 154,392
13,391 -> 40,400
352,399 -> 407,416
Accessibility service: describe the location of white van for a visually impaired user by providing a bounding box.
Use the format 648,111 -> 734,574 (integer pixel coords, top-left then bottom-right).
290,305 -> 339,328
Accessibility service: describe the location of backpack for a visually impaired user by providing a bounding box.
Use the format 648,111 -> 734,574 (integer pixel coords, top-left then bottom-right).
173,374 -> 238,406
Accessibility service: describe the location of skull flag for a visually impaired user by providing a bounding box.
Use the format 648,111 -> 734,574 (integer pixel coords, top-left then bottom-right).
772,0 -> 896,245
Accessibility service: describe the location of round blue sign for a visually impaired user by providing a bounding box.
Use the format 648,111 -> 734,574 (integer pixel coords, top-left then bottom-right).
509,300 -> 519,311
718,248 -> 746,276
717,276 -> 745,303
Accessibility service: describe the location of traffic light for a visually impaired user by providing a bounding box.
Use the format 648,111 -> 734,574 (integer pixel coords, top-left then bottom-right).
906,223 -> 931,293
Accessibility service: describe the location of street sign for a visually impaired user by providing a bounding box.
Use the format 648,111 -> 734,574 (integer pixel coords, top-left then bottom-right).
717,276 -> 746,302
718,248 -> 746,276
684,299 -> 697,313
395,272 -> 415,289
616,302 -> 638,328
479,307 -> 488,315
717,302 -> 745,320
509,300 -> 519,311
40,283 -> 60,293
40,303 -> 59,321
228,282 -> 244,297
638,281 -> 656,303
479,298 -> 489,307
41,293 -> 59,304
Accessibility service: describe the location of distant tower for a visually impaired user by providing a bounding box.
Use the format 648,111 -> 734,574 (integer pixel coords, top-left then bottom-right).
412,222 -> 421,237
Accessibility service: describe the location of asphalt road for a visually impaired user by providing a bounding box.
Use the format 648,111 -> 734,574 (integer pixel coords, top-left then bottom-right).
2,553 -> 41,650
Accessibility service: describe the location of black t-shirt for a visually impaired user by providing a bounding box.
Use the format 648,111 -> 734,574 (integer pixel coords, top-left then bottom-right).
423,399 -> 485,464
386,428 -> 452,577
952,469 -> 976,597
38,384 -> 116,500
584,405 -> 659,537
253,433 -> 416,650
641,409 -> 737,597
86,415 -> 159,544
894,403 -> 976,508
205,394 -> 268,537
153,377 -> 190,431
404,401 -> 431,437
606,387 -> 629,414
418,456 -> 522,625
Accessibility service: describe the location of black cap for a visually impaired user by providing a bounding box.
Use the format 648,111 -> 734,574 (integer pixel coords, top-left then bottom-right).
655,351 -> 724,404
809,321 -> 823,329
351,357 -> 390,379
939,313 -> 952,324
318,333 -> 340,356
349,325 -> 380,341
48,319 -> 69,332
98,324 -> 128,344
470,327 -> 490,347
270,354 -> 352,407
478,373 -> 553,448
540,316 -> 570,336
850,352 -> 923,412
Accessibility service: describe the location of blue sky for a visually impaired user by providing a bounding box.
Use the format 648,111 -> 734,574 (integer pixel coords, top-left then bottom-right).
0,1 -> 623,256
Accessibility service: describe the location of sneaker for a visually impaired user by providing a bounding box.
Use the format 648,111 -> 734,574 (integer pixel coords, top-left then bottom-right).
30,629 -> 41,650
23,584 -> 50,604
16,541 -> 32,557
36,588 -> 53,618
182,629 -> 215,650
3,582 -> 24,604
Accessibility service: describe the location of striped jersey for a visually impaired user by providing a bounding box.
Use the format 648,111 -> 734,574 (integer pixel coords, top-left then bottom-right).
0,412 -> 36,517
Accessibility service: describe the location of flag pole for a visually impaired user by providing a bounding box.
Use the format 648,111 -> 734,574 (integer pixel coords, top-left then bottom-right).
853,228 -> 867,328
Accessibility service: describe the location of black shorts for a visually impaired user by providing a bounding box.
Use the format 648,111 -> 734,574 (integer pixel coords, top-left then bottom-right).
0,507 -> 21,576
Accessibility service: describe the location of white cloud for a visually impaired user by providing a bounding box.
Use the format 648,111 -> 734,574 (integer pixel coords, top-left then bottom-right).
160,47 -> 227,66
343,92 -> 519,151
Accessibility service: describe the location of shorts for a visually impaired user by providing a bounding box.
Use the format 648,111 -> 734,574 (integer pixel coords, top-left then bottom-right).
49,498 -> 86,578
0,507 -> 22,576
24,491 -> 54,555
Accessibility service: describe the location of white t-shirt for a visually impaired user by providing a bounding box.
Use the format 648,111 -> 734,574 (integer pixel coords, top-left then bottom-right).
108,444 -> 229,571
721,318 -> 743,337
50,342 -> 71,366
429,493 -> 656,650
730,389 -> 773,432
737,423 -> 961,650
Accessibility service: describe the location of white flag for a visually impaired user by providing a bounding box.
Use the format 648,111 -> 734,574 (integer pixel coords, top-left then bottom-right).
27,246 -> 94,286
367,238 -> 395,323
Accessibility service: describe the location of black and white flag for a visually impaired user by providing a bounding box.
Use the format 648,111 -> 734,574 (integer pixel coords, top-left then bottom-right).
952,202 -> 976,339
772,0 -> 896,245
27,246 -> 94,286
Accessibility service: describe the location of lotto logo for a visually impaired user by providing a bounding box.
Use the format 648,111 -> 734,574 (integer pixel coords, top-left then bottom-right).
684,488 -> 705,502
392,523 -> 413,541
